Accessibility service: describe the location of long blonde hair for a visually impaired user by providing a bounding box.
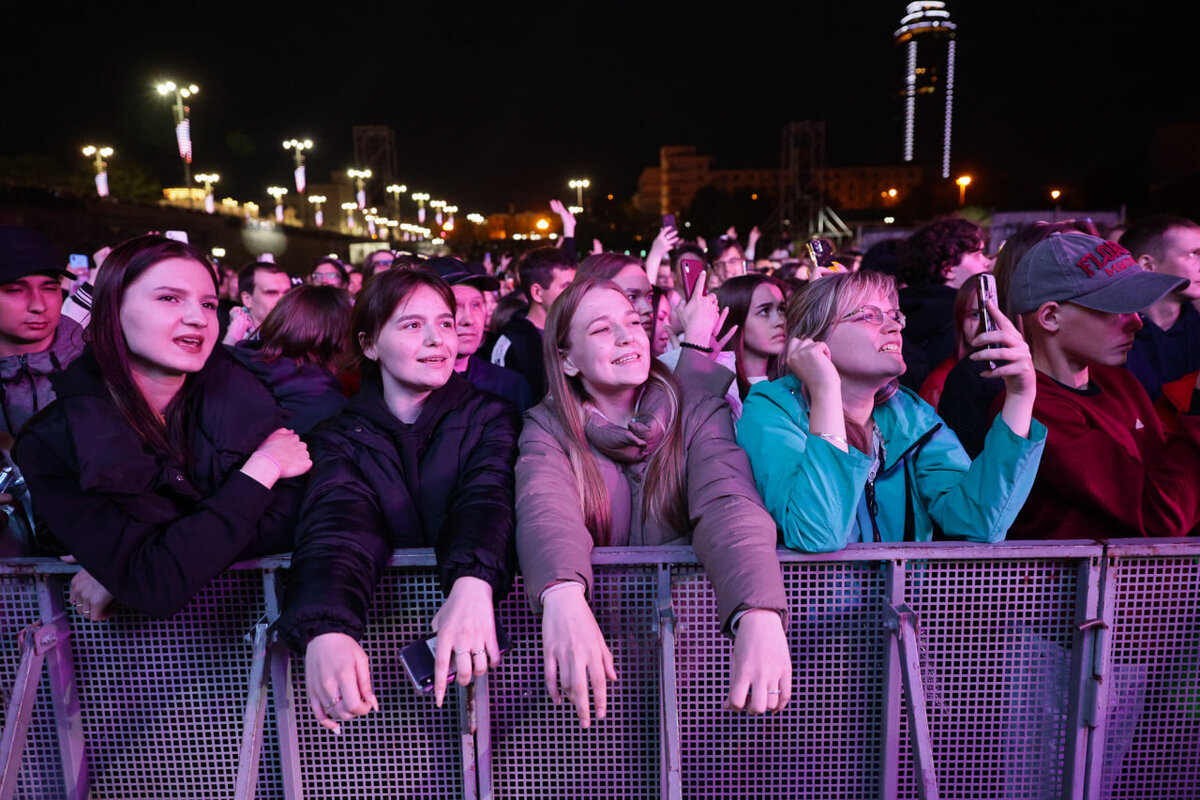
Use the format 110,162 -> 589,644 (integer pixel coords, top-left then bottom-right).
542,278 -> 688,544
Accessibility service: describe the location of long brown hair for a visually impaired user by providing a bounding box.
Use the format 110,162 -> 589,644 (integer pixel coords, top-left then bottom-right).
258,284 -> 351,371
778,270 -> 901,453
717,273 -> 787,399
541,278 -> 688,544
90,234 -> 218,460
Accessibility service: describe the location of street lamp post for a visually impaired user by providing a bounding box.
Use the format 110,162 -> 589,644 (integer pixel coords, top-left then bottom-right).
412,192 -> 430,224
386,184 -> 407,223
267,186 -> 288,223
81,145 -> 113,197
156,81 -> 198,190
568,178 -> 590,207
347,168 -> 372,210
309,195 -> 327,228
194,173 -> 220,214
341,202 -> 358,232
430,199 -> 446,227
283,139 -> 314,193
955,175 -> 972,206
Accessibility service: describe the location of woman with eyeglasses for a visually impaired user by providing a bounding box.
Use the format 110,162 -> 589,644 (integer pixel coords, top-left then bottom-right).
308,257 -> 349,289
737,270 -> 1045,553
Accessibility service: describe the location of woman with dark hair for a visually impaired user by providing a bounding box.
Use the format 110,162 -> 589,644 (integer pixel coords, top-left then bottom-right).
274,269 -> 519,733
309,257 -> 349,288
14,234 -> 311,620
715,274 -> 787,406
737,270 -> 1045,553
516,277 -> 790,727
228,284 -> 351,435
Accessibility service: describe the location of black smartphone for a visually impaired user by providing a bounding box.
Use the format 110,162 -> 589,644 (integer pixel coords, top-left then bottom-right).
662,214 -> 676,230
679,255 -> 705,300
805,238 -> 844,273
975,273 -> 999,370
400,620 -> 512,693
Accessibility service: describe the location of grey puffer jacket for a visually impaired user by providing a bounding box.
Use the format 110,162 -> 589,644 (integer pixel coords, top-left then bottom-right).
0,317 -> 86,437
515,376 -> 787,634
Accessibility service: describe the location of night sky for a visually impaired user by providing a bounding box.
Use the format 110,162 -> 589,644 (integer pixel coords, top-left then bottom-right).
3,1 -> 1194,215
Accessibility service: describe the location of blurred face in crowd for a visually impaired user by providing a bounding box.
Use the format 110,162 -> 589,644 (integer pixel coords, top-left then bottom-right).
944,242 -> 992,289
119,258 -> 219,384
481,290 -> 498,329
362,284 -> 457,402
824,286 -> 907,388
0,274 -> 64,357
536,267 -> 576,311
452,283 -> 486,363
741,282 -> 787,361
1155,225 -> 1200,300
610,264 -> 654,330
310,261 -> 346,288
366,251 -> 395,274
651,292 -> 672,357
712,245 -> 747,284
242,269 -> 293,326
561,287 -> 650,400
220,266 -> 239,300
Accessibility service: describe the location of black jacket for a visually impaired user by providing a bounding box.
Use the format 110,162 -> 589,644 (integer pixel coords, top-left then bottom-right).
13,347 -> 303,618
899,283 -> 958,391
274,370 -> 519,651
227,343 -> 347,435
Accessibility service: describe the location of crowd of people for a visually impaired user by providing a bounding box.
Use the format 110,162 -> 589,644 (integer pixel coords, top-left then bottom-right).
1,204 -> 1199,732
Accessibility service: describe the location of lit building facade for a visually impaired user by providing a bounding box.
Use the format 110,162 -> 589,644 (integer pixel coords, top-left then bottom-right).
894,2 -> 957,178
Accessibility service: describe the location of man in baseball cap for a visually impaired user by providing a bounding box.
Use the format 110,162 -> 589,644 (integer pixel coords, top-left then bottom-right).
424,257 -> 531,412
0,226 -> 85,436
1004,232 -> 1200,539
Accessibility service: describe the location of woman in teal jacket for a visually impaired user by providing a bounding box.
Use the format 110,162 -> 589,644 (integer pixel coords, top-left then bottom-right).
738,270 -> 1045,553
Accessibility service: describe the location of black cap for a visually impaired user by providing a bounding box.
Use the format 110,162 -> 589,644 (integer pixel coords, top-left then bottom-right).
425,256 -> 500,291
0,226 -> 74,284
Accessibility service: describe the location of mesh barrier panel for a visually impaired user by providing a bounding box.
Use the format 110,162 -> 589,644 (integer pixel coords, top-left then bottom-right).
1102,554 -> 1200,800
1,576 -> 66,800
899,558 -> 1078,800
674,561 -> 886,800
488,568 -> 661,799
66,570 -> 267,799
285,567 -> 466,800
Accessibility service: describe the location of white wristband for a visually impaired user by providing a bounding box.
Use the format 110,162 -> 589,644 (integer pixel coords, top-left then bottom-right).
539,580 -> 585,605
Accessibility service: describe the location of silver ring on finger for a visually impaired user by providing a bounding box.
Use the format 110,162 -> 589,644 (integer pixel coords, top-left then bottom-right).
766,689 -> 781,695
453,648 -> 466,655
471,649 -> 486,657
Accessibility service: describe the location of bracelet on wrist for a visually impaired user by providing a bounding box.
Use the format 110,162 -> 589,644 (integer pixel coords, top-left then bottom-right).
254,451 -> 283,475
813,432 -> 848,447
679,341 -> 714,354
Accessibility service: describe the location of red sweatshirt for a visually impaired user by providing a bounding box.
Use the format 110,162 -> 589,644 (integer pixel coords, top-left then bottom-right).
1006,365 -> 1200,539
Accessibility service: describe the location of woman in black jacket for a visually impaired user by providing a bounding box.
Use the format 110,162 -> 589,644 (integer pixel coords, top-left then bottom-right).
274,269 -> 518,733
14,235 -> 311,621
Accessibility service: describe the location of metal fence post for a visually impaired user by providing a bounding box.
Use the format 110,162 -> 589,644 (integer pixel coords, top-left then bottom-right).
37,576 -> 88,800
1063,554 -> 1104,800
657,565 -> 681,800
1081,550 -> 1119,799
880,559 -> 905,799
263,570 -> 304,800
235,613 -> 272,800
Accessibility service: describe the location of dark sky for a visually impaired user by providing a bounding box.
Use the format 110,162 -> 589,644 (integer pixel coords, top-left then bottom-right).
3,1 -> 1194,214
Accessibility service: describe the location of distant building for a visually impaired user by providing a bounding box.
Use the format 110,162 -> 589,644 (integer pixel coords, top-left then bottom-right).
894,1 -> 957,178
634,145 -> 924,216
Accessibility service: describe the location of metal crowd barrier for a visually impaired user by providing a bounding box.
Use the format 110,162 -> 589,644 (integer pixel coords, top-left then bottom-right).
2,540 -> 1199,800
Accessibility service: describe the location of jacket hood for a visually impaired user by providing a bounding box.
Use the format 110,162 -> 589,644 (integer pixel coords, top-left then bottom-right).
333,370 -> 476,451
0,316 -> 86,382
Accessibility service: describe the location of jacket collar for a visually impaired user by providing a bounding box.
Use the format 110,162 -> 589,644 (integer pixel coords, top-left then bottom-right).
341,370 -> 475,448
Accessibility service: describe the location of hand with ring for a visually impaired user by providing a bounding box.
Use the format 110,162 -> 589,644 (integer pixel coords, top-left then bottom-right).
69,567 -> 116,622
429,576 -> 500,708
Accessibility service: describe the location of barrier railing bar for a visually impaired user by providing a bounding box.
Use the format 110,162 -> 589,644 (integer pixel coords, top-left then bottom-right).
263,570 -> 303,800
472,675 -> 493,800
1082,552 -> 1118,800
38,577 -> 87,800
0,608 -> 58,800
883,602 -> 939,800
459,684 -> 478,800
879,559 -> 905,800
1063,555 -> 1103,800
657,565 -> 681,800
235,620 -> 271,800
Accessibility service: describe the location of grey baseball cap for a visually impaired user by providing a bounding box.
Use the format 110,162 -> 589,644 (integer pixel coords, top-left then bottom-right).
1009,232 -> 1185,315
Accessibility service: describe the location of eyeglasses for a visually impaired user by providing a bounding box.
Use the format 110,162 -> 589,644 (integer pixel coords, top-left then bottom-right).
714,257 -> 747,271
310,271 -> 343,285
840,305 -> 906,328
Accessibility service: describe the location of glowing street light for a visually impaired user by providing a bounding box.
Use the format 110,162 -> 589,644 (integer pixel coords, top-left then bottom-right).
430,199 -> 446,227
386,183 -> 407,221
1050,189 -> 1062,202
283,138 -> 314,193
267,186 -> 288,223
194,173 -> 220,214
466,213 -> 486,226
412,192 -> 430,224
955,175 -> 972,206
444,204 -> 458,226
341,201 -> 358,232
536,218 -> 550,231
347,168 -> 372,209
81,145 -> 113,197
156,80 -> 198,187
309,194 -> 327,228
568,178 -> 590,206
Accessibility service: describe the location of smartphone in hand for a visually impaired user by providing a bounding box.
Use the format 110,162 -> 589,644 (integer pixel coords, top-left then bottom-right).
975,273 -> 1000,370
400,620 -> 513,693
805,238 -> 844,273
679,255 -> 705,300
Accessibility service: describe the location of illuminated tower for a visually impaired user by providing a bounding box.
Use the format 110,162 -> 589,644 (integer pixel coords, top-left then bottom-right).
894,2 -> 957,179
